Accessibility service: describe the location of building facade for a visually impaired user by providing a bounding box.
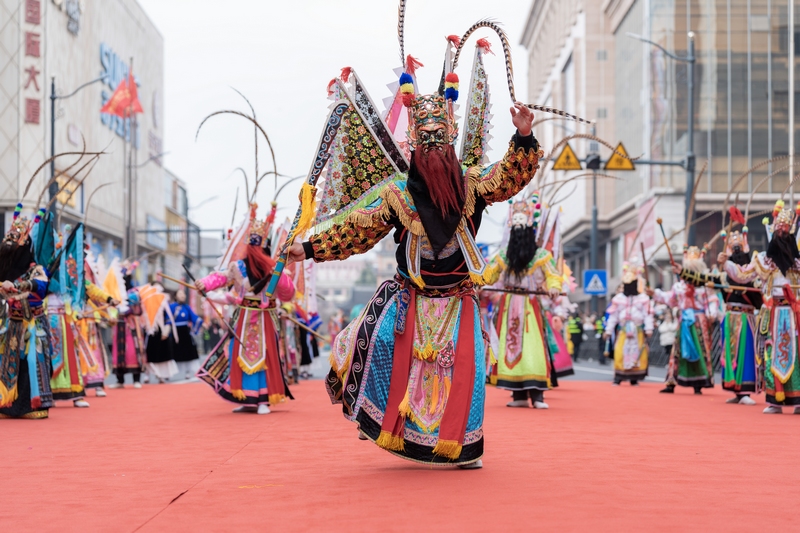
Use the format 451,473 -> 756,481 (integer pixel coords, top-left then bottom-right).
1,0 -> 199,285
522,0 -> 798,310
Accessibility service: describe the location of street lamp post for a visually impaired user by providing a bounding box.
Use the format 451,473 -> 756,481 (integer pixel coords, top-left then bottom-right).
49,75 -> 107,200
627,31 -> 697,245
586,125 -> 601,314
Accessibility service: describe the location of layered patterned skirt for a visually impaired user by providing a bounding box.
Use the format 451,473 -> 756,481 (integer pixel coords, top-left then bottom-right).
0,311 -> 53,418
48,311 -> 85,400
112,316 -> 145,374
197,304 -> 292,406
721,308 -> 757,394
77,318 -> 110,389
612,322 -> 649,382
667,310 -> 714,389
493,293 -> 551,391
757,302 -> 800,406
325,280 -> 485,465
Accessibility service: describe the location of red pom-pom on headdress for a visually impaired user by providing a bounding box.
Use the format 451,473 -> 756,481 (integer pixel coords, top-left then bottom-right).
339,66 -> 352,84
728,205 -> 745,225
476,38 -> 494,55
446,35 -> 461,47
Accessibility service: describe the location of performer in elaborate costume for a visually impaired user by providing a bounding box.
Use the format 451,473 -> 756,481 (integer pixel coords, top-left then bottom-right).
706,227 -> 761,405
143,282 -> 177,383
656,246 -> 719,394
78,250 -> 118,396
169,289 -> 202,380
0,207 -> 53,419
603,263 -> 653,385
45,225 -> 90,407
721,202 -> 800,413
110,264 -> 146,389
487,197 -> 563,408
288,31 -> 540,466
196,206 -> 295,414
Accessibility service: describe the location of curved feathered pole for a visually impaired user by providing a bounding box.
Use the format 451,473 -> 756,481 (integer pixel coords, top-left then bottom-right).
531,116 -> 571,129
453,19 -> 515,99
780,170 -> 800,199
231,168 -> 250,208
57,154 -> 101,227
537,133 -> 641,189
230,186 -> 240,228
624,196 -> 662,262
230,87 -> 265,194
272,174 -> 305,203
22,134 -> 88,200
744,162 -> 799,220
720,155 -> 788,228
397,0 -> 407,66
21,150 -> 100,202
38,151 -> 105,212
549,180 -> 580,207
195,109 -> 278,203
542,172 -> 623,205
83,182 -> 114,224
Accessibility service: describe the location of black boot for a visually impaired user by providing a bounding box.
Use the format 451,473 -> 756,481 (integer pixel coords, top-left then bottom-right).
694,386 -> 703,395
659,385 -> 675,394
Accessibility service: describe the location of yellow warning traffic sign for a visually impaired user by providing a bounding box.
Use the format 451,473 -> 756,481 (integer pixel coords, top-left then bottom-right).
552,142 -> 582,171
604,142 -> 636,171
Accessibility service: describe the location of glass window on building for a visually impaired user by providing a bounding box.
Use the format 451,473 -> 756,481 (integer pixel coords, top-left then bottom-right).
177,186 -> 188,217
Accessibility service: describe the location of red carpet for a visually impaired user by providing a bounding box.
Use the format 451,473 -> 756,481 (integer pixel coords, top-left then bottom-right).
4,379 -> 798,532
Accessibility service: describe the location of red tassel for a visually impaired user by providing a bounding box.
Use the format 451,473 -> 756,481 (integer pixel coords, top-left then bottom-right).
340,66 -> 352,83
326,78 -> 336,96
476,38 -> 494,54
405,55 -> 424,76
446,34 -> 461,47
401,93 -> 415,107
445,72 -> 459,84
728,206 -> 745,225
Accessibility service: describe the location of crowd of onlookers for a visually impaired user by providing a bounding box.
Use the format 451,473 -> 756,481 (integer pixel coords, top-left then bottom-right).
566,307 -> 679,366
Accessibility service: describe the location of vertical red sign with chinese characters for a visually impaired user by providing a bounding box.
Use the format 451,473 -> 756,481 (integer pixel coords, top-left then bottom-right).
23,0 -> 43,125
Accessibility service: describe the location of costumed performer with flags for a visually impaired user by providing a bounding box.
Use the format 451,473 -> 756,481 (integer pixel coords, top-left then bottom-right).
108,261 -> 147,389
0,206 -> 54,419
169,288 -> 202,380
287,29 -> 542,467
195,204 -> 296,414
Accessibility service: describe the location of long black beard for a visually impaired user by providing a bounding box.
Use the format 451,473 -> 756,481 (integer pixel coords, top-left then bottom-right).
767,232 -> 800,275
505,225 -> 538,283
623,281 -> 639,296
0,239 -> 34,282
729,247 -> 751,266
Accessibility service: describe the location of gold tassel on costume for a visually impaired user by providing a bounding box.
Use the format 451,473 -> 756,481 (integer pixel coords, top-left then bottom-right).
432,439 -> 462,460
430,374 -> 440,414
409,271 -> 425,289
398,388 -> 411,417
376,430 -> 405,451
232,389 -> 246,401
268,394 -> 286,405
0,382 -> 18,408
70,384 -> 84,393
293,183 -> 318,239
776,392 -> 785,402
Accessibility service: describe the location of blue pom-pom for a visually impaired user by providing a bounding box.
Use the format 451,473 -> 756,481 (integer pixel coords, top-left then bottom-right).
444,87 -> 459,101
399,72 -> 414,86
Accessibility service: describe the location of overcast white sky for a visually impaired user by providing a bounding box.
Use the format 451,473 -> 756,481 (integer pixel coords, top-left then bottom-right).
136,0 -> 532,245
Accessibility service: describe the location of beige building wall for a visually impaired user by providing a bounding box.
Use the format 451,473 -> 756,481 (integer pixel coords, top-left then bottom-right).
0,0 -> 165,255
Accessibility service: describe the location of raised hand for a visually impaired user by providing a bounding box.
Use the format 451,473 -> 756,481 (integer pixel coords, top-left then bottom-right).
510,102 -> 534,137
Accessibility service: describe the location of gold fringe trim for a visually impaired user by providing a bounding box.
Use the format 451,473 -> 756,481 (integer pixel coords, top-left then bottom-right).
231,389 -> 246,401
380,186 -> 425,236
432,439 -> 462,460
268,394 -> 286,405
430,375 -> 440,413
0,381 -> 18,408
237,355 -> 266,375
70,384 -> 84,393
398,387 -> 412,418
376,430 -> 405,451
776,391 -> 786,402
329,349 -> 351,383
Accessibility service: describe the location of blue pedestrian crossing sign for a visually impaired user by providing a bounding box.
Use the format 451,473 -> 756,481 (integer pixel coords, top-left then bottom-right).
583,270 -> 608,295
